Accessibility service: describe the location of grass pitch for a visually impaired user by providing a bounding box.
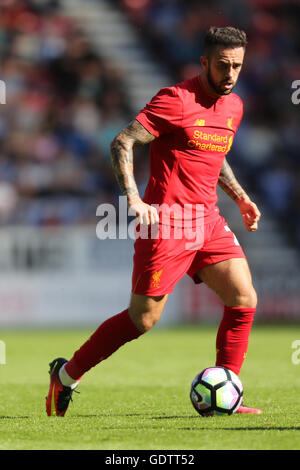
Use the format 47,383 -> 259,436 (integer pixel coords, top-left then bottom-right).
0,324 -> 300,450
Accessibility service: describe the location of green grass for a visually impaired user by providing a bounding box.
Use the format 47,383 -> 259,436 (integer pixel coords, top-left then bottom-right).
0,324 -> 300,450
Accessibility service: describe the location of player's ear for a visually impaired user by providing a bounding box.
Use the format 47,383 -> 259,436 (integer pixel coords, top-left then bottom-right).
200,55 -> 208,70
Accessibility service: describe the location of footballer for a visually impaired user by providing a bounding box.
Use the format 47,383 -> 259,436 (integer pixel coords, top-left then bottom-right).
46,26 -> 262,416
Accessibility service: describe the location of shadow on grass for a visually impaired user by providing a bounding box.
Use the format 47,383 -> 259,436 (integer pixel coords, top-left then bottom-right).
0,416 -> 29,419
177,427 -> 300,431
70,414 -> 300,432
73,413 -> 151,418
2,413 -> 298,432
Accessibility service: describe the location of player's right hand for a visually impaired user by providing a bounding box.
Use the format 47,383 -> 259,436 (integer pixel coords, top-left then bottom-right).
128,197 -> 159,225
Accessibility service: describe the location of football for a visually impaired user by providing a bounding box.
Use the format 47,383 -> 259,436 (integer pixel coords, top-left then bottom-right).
190,366 -> 243,416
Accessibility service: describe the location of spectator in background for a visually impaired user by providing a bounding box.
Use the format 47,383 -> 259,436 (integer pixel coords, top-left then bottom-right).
0,0 -> 132,225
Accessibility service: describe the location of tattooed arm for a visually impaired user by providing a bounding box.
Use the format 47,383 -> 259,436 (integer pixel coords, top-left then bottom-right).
110,119 -> 158,225
218,157 -> 261,231
218,157 -> 248,202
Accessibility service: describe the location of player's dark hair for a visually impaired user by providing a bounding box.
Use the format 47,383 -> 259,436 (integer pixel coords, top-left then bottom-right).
203,26 -> 247,57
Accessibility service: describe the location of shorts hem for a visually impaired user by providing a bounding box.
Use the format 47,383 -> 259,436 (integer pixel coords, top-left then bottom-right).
131,288 -> 173,297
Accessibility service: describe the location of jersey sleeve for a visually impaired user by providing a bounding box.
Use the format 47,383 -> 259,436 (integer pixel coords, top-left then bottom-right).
135,87 -> 183,137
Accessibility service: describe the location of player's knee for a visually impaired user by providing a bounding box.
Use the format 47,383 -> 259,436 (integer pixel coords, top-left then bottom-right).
129,294 -> 167,333
129,310 -> 160,333
139,314 -> 160,333
247,287 -> 258,308
234,286 -> 257,309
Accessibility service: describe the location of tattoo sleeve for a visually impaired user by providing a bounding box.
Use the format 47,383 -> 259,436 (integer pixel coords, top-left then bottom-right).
110,119 -> 156,202
218,157 -> 248,202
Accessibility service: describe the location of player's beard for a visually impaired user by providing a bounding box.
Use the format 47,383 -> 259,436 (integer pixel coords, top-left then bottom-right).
207,64 -> 235,96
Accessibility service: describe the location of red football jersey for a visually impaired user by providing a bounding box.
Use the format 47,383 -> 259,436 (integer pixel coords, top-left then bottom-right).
135,75 -> 243,225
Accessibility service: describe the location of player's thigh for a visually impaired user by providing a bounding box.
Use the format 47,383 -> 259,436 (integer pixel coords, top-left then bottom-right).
196,258 -> 257,308
129,292 -> 169,332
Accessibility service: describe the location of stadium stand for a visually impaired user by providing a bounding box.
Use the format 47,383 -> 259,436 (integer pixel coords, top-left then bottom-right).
0,0 -> 299,325
0,0 -> 299,252
0,0 -> 134,226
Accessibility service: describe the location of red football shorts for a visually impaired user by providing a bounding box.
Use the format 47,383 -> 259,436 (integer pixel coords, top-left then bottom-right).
131,215 -> 246,296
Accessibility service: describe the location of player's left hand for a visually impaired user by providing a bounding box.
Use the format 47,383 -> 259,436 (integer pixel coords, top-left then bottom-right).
237,197 -> 261,232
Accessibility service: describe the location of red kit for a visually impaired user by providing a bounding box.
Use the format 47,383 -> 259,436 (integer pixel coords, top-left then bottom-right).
132,75 -> 245,295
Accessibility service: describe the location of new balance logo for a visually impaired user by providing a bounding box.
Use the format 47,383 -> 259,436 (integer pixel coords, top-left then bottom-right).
194,119 -> 205,126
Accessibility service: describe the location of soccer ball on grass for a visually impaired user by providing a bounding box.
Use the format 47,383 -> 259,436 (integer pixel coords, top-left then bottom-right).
190,366 -> 243,417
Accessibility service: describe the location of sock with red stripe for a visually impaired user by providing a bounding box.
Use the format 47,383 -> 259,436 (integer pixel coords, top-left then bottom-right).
64,309 -> 143,381
215,306 -> 256,375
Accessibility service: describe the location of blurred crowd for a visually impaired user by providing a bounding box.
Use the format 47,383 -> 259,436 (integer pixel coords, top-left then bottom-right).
0,0 -> 132,226
0,0 -> 300,249
118,0 -> 300,248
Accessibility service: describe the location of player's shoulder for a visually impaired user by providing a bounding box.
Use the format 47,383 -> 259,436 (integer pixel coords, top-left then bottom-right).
174,76 -> 199,93
153,83 -> 181,101
158,76 -> 195,93
169,76 -> 199,101
153,77 -> 197,105
226,91 -> 244,111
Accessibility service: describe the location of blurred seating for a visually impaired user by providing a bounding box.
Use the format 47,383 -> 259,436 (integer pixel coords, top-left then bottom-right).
1,0 -> 300,252
0,0 -> 133,226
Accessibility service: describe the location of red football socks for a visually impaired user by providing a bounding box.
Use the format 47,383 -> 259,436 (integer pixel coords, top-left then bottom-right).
215,306 -> 256,375
65,309 -> 143,380
64,306 -> 255,381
